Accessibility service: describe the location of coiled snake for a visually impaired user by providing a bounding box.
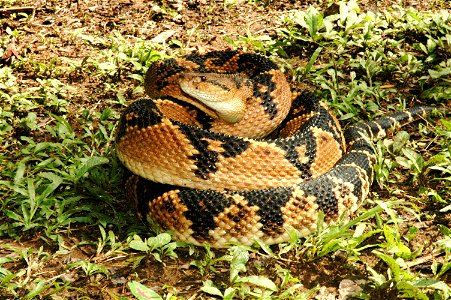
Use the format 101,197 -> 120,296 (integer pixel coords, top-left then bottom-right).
115,50 -> 436,248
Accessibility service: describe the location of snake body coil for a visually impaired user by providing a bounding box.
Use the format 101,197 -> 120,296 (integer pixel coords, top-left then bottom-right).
115,50 -> 435,247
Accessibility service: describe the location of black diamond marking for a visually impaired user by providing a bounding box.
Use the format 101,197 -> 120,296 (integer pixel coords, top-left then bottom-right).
194,109 -> 214,131
115,99 -> 162,143
220,137 -> 250,158
179,190 -> 233,240
277,137 -> 314,180
236,53 -> 279,76
319,167 -> 361,213
146,58 -> 186,91
302,141 -> 376,214
252,73 -> 278,119
227,204 -> 249,223
132,175 -> 180,220
275,92 -> 320,135
179,126 -> 219,180
184,50 -> 240,72
177,123 -> 250,179
321,106 -> 345,147
244,187 -> 294,236
275,96 -> 347,179
340,140 -> 375,180
295,176 -> 339,215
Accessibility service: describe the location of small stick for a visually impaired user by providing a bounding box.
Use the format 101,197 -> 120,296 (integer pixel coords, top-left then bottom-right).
405,249 -> 445,268
0,6 -> 35,15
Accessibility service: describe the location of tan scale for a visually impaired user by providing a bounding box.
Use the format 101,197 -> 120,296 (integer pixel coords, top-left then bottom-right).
117,124 -> 309,191
204,55 -> 240,72
279,111 -> 315,137
203,138 -> 226,153
322,102 -> 346,151
211,141 -> 304,190
309,126 -> 344,176
209,194 -> 262,247
327,175 -> 361,223
146,190 -> 194,241
155,100 -> 201,127
294,144 -> 310,164
281,186 -> 319,236
116,119 -> 201,187
329,177 -> 358,221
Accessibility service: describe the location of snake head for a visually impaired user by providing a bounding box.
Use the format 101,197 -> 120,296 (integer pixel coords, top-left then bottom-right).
179,72 -> 253,123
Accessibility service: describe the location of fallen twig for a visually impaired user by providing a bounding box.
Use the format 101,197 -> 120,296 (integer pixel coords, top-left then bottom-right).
0,6 -> 35,16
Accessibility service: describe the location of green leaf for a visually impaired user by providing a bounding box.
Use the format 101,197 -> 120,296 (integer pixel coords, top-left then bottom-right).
392,131 -> 409,153
147,233 -> 172,251
37,172 -> 63,201
304,7 -> 322,40
440,119 -> 451,131
25,279 -> 48,299
223,287 -> 236,300
235,275 -> 278,292
3,209 -> 22,222
129,236 -> 150,252
367,266 -> 386,287
438,224 -> 451,237
201,280 -> 223,297
152,252 -> 162,263
129,74 -> 144,83
401,148 -> 424,173
229,246 -> 249,283
373,250 -> 412,282
49,114 -> 74,138
100,108 -> 112,120
254,239 -> 274,256
22,112 -> 37,130
98,62 -> 117,71
129,241 -> 149,252
428,67 -> 451,79
128,281 -> 163,300
74,156 -> 109,181
303,47 -> 322,74
14,157 -> 30,184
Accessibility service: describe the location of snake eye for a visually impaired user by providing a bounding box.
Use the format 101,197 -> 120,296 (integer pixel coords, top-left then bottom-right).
200,76 -> 207,82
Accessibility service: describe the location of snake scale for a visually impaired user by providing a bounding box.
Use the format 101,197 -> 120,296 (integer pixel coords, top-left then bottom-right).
115,50 -> 437,248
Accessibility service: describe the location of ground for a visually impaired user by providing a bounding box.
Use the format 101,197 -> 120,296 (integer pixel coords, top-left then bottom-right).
0,0 -> 450,299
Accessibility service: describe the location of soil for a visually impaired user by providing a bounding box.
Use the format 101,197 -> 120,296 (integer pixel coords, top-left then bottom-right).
1,0 -> 450,299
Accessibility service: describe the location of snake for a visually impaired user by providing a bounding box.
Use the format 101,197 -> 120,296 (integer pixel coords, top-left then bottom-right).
115,50 -> 438,248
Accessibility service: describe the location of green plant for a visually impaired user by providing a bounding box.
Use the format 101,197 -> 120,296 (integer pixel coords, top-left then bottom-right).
201,246 -> 278,299
68,260 -> 110,278
128,233 -> 179,264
